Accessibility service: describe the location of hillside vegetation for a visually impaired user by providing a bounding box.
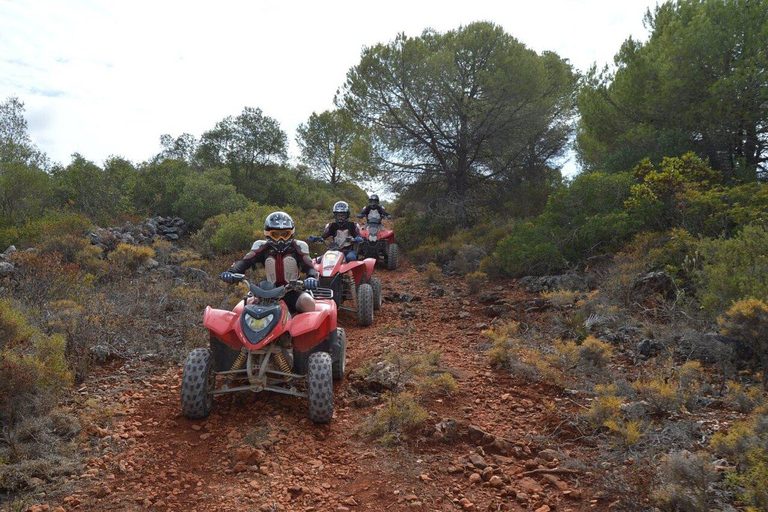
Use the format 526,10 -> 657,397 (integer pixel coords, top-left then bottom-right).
2,1 -> 768,510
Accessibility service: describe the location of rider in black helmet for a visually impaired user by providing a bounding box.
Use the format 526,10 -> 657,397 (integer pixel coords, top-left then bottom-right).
357,194 -> 392,224
316,201 -> 362,262
219,211 -> 318,313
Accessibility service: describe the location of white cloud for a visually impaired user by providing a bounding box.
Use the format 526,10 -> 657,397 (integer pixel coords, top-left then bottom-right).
1,0 -> 658,174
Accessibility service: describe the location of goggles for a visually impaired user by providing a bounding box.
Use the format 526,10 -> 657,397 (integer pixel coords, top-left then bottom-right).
265,229 -> 293,242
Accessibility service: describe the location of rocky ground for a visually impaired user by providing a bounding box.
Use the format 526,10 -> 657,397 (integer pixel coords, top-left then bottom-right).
26,264 -> 613,512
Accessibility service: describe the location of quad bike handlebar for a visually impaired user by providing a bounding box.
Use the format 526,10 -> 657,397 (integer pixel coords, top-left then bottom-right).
230,274 -> 309,298
307,235 -> 357,248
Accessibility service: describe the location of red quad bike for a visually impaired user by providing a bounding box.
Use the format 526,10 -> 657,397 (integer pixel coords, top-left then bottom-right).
358,217 -> 399,270
307,236 -> 380,327
180,275 -> 345,423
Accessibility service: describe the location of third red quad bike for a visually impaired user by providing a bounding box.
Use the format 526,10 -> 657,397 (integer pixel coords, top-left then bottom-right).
181,275 -> 345,423
307,236 -> 381,326
358,217 -> 399,270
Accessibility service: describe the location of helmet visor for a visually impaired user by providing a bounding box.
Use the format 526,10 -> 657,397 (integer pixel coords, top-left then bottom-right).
265,229 -> 293,242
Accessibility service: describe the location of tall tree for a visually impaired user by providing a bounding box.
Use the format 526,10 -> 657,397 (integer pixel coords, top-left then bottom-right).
0,97 -> 51,226
577,0 -> 768,180
159,133 -> 198,163
338,22 -> 577,226
195,107 -> 287,197
296,109 -> 375,187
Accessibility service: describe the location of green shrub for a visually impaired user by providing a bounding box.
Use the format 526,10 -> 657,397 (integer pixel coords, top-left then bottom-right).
719,299 -> 768,387
423,262 -> 442,283
193,202 -> 287,256
465,271 -> 487,294
652,450 -> 715,511
712,407 -> 768,511
0,299 -> 36,350
108,243 -> 156,272
494,221 -> 566,277
699,226 -> 768,316
172,168 -> 249,230
8,211 -> 95,249
417,373 -> 458,397
362,392 -> 429,445
39,234 -> 89,263
0,303 -> 73,429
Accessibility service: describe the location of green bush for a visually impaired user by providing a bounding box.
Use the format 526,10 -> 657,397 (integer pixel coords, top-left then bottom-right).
719,299 -> 768,388
494,221 -> 565,277
1,211 -> 94,250
699,225 -> 768,316
0,302 -> 73,429
362,392 -> 429,445
172,168 -> 249,230
108,243 -> 156,272
712,407 -> 768,511
193,202 -> 283,256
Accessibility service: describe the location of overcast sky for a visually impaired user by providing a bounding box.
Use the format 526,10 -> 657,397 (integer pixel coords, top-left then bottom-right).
0,0 -> 660,175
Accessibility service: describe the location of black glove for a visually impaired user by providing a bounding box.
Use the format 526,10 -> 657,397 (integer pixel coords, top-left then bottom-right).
220,271 -> 237,284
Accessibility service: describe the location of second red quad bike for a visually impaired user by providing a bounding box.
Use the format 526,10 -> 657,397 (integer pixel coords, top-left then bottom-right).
308,236 -> 381,326
180,275 -> 345,423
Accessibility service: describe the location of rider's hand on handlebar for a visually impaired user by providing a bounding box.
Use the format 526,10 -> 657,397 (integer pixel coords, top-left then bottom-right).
220,271 -> 237,284
386,214 -> 392,220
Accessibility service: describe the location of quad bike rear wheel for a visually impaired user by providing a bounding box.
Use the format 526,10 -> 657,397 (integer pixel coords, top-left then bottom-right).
357,283 -> 374,326
307,352 -> 334,423
386,243 -> 399,270
370,277 -> 382,310
181,348 -> 215,419
332,328 -> 346,380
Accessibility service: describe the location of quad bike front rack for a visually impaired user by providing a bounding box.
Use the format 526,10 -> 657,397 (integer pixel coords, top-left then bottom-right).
212,344 -> 309,399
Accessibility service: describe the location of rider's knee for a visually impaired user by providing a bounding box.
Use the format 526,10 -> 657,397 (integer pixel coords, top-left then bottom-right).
295,292 -> 316,313
345,251 -> 357,262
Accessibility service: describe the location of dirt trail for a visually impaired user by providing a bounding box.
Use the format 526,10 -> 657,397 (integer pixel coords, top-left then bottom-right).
56,264 -> 601,512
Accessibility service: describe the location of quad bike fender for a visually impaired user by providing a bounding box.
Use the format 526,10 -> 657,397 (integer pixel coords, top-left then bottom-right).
289,300 -> 337,352
380,230 -> 395,243
351,258 -> 376,284
340,258 -> 376,284
203,306 -> 241,349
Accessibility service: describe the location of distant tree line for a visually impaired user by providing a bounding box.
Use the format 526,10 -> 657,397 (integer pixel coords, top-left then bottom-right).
1,0 -> 766,256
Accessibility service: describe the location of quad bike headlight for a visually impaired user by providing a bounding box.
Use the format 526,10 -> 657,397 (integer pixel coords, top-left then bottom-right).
245,313 -> 274,333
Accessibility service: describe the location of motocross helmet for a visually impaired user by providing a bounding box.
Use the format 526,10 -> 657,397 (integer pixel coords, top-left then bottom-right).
264,211 -> 295,252
368,194 -> 380,207
333,201 -> 350,223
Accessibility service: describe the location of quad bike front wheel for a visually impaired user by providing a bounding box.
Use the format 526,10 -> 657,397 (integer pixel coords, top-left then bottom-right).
332,328 -> 346,380
370,277 -> 382,310
307,352 -> 334,423
386,243 -> 399,270
357,283 -> 374,326
181,348 -> 215,419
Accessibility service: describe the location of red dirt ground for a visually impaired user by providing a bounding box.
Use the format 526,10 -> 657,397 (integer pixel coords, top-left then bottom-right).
41,263 -> 608,512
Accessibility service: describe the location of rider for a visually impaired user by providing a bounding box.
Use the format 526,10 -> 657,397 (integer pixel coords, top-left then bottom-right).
357,194 -> 392,224
219,211 -> 318,314
317,201 -> 363,263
